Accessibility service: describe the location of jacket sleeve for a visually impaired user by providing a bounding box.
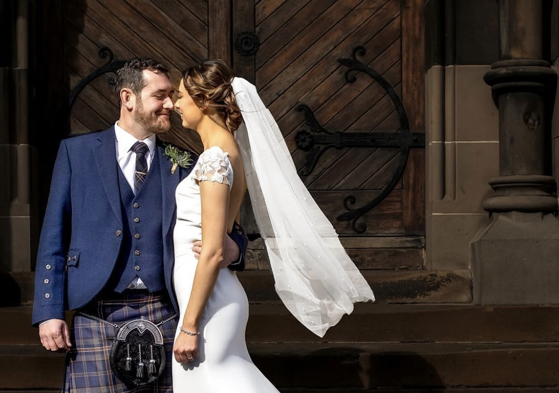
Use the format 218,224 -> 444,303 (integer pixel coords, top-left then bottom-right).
227,221 -> 247,272
32,140 -> 72,326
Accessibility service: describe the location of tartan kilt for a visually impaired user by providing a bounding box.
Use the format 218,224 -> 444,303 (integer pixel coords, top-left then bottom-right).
64,290 -> 177,393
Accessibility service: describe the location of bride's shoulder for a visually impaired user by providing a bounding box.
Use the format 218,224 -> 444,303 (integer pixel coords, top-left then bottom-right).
195,146 -> 234,186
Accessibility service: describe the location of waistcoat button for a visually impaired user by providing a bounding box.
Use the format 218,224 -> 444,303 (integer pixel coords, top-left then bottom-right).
134,250 -> 140,256
135,265 -> 141,271
134,217 -> 140,223
133,203 -> 139,208
134,234 -> 141,239
116,230 -> 122,236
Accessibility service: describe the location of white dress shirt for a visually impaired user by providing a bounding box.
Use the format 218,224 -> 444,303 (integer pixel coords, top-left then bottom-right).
114,122 -> 156,194
114,122 -> 156,289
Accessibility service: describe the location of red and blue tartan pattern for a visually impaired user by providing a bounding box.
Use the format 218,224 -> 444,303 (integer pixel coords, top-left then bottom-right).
64,290 -> 177,393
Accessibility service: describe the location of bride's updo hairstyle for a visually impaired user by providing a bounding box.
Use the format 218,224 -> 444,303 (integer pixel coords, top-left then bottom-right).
182,60 -> 243,133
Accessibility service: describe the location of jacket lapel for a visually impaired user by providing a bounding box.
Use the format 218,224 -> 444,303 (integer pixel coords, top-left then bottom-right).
94,128 -> 123,225
158,144 -> 181,236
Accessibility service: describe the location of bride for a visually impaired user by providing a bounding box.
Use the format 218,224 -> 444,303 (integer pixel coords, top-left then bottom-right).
172,60 -> 374,392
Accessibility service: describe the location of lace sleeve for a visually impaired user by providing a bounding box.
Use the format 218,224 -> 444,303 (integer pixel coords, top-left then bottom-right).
193,146 -> 234,188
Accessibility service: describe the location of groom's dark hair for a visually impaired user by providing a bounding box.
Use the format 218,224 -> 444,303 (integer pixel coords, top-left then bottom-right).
115,58 -> 170,96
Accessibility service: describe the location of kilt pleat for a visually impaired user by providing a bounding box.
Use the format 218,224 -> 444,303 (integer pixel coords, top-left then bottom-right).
64,290 -> 177,393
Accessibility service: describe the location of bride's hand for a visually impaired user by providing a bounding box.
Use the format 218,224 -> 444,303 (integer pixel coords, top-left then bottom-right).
192,239 -> 236,269
173,329 -> 199,363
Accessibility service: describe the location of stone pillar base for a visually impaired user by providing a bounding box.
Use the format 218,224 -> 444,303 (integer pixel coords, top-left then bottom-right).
471,212 -> 559,304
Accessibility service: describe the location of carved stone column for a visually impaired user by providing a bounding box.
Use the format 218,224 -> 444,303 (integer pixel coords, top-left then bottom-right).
471,0 -> 559,304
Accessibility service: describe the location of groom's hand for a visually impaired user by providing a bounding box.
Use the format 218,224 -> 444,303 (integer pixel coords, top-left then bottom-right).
193,238 -> 239,268
39,319 -> 72,352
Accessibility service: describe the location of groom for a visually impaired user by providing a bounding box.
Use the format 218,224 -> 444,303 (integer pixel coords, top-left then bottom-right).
32,58 -> 247,391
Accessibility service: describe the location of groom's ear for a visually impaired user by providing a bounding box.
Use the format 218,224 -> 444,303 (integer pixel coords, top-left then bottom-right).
120,88 -> 135,111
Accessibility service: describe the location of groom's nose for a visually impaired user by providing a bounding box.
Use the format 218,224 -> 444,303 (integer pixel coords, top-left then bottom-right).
163,96 -> 174,109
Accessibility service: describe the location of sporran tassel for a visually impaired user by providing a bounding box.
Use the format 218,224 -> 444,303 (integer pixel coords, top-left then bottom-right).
136,344 -> 145,379
148,345 -> 157,376
125,344 -> 132,372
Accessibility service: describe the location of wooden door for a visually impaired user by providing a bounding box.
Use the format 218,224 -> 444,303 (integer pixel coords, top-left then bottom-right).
232,0 -> 425,270
63,0 -> 233,152
41,0 -> 424,271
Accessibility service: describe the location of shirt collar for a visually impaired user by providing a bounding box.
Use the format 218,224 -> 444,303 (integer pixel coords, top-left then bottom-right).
114,121 -> 156,157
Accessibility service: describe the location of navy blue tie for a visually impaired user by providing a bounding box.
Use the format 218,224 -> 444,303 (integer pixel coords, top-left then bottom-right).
131,141 -> 149,194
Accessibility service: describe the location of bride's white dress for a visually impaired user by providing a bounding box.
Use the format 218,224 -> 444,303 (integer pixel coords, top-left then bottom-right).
172,146 -> 279,393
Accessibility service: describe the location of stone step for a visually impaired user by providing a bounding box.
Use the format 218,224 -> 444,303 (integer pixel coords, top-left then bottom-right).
250,342 -> 559,389
247,302 -> 559,343
0,344 -> 66,389
2,342 -> 559,390
0,272 -> 34,307
2,389 -> 559,393
280,388 -> 559,393
0,391 -> 59,393
239,270 -> 472,304
5,302 -> 559,345
0,307 -> 73,345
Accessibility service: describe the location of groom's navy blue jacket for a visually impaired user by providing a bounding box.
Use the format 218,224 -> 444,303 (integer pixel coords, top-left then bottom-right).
32,127 -> 247,325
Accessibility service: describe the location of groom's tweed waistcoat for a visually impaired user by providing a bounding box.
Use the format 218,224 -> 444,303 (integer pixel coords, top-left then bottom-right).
111,152 -> 165,293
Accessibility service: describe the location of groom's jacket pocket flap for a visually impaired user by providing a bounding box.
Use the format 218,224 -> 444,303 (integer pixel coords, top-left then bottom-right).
66,249 -> 80,267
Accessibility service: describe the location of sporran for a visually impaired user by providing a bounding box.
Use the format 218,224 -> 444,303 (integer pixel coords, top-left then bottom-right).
78,312 -> 176,388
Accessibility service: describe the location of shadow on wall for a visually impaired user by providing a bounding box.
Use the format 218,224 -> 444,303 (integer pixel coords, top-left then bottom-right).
31,0 -> 87,269
0,274 -> 21,306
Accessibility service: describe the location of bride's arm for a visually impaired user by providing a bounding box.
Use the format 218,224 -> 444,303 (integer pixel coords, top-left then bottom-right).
173,180 -> 230,363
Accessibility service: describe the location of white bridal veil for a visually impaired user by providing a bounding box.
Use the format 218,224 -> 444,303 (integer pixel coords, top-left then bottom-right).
232,77 -> 375,337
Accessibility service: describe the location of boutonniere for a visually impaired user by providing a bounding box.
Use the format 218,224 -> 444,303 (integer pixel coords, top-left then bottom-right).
164,144 -> 194,174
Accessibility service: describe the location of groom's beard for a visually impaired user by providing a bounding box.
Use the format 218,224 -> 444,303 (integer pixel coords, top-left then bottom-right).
135,98 -> 172,134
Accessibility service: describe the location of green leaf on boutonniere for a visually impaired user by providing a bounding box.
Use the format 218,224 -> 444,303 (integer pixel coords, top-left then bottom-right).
164,144 -> 194,174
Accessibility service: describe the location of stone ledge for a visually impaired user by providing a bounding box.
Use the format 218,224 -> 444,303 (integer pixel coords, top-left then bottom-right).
239,270 -> 472,303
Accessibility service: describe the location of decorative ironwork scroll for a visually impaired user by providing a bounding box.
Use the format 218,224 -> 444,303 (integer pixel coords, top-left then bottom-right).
68,47 -> 126,110
294,46 -> 425,233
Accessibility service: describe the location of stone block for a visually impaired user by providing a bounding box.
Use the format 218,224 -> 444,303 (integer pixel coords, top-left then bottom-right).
455,66 -> 498,142
0,216 -> 31,272
427,213 -> 489,270
472,212 -> 559,304
430,142 -> 498,214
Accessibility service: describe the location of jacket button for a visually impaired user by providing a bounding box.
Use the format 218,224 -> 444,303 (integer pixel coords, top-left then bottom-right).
133,203 -> 139,208
45,264 -> 52,270
134,265 -> 141,271
116,230 -> 122,236
134,217 -> 140,223
44,279 -> 49,284
134,250 -> 140,256
134,233 -> 141,239
44,293 -> 51,299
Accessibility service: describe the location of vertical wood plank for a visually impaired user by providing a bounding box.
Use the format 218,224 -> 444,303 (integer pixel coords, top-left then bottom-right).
232,0 -> 259,233
209,0 -> 231,62
232,0 -> 255,81
401,0 -> 425,234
